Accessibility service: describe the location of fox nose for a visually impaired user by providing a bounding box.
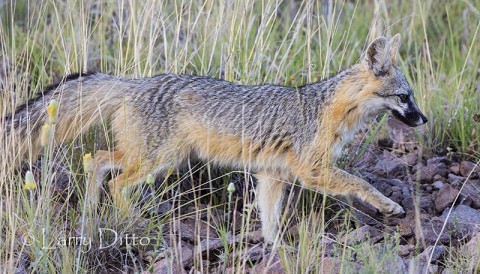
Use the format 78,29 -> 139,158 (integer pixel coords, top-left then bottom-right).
420,113 -> 428,124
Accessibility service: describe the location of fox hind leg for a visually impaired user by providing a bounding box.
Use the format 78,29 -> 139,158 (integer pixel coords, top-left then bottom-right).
107,146 -> 192,210
89,150 -> 125,207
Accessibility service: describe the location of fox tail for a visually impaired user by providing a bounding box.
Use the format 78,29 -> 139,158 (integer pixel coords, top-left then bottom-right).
2,72 -> 131,166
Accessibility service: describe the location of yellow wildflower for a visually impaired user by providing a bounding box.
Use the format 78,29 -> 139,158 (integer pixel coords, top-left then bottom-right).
23,171 -> 36,190
40,123 -> 51,147
83,153 -> 94,173
47,99 -> 60,124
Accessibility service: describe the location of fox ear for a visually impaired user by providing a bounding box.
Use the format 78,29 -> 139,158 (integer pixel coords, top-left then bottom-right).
365,36 -> 389,76
389,33 -> 402,64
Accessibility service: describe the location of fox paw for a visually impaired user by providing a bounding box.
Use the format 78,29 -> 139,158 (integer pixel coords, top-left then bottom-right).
383,202 -> 405,218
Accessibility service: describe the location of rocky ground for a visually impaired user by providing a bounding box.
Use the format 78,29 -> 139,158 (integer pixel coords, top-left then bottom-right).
140,118 -> 480,273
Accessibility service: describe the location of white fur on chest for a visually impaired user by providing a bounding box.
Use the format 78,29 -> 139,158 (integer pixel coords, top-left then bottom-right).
331,118 -> 368,161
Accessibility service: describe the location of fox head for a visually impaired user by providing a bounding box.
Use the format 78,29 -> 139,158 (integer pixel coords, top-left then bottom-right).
358,33 -> 428,127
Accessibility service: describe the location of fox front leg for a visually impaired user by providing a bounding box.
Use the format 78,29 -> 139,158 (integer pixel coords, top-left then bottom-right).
297,167 -> 405,217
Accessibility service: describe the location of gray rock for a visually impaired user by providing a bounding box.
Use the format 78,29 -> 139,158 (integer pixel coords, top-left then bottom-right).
460,161 -> 479,178
245,245 -> 264,262
156,202 -> 173,215
397,245 -> 414,257
358,243 -> 407,274
386,178 -> 409,187
378,137 -> 394,148
460,180 -> 480,209
321,257 -> 362,273
356,149 -> 379,171
415,163 -> 449,184
434,184 -> 459,212
422,218 -> 452,245
390,191 -> 404,205
420,196 -> 434,213
372,181 -> 393,197
406,259 -> 439,274
397,212 -> 416,237
417,245 -> 447,262
145,258 -> 187,274
387,118 -> 422,151
342,225 -> 383,245
448,173 -> 466,187
425,185 -> 433,193
412,162 -> 424,174
373,155 -> 407,178
401,153 -> 419,166
433,174 -> 447,183
440,205 -> 480,236
401,196 -> 415,211
253,252 -> 285,274
246,230 -> 263,244
432,181 -> 444,190
170,218 -> 218,243
460,233 -> 480,271
449,163 -> 460,175
427,156 -> 450,166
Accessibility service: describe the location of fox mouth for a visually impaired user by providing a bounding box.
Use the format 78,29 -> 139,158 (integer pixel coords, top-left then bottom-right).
391,109 -> 428,127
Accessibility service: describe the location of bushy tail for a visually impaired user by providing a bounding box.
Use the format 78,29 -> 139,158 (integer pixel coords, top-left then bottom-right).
2,72 -> 132,166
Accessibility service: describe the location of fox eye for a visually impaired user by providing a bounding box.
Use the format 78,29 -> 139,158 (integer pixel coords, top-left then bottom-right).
398,94 -> 408,103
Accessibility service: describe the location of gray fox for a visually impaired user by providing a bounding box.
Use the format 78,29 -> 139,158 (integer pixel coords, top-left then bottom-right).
4,33 -> 427,242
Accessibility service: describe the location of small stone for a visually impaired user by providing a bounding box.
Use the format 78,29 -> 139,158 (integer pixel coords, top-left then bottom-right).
417,245 -> 447,262
420,196 -> 434,211
342,225 -> 383,245
449,163 -> 460,175
376,178 -> 407,188
460,233 -> 480,270
398,213 -> 415,237
412,162 -> 424,174
448,173 -> 466,187
427,156 -> 450,166
145,259 -> 187,274
422,218 -> 452,245
253,252 -> 285,274
407,260 -> 439,274
246,245 -> 264,262
360,243 -> 407,274
460,161 -> 479,178
433,174 -> 447,182
398,245 -> 414,257
434,184 -> 459,212
460,180 -> 480,209
401,153 -> 419,166
156,202 -> 173,215
321,257 -> 342,273
401,196 -> 415,211
415,163 -> 448,184
432,181 -> 444,190
373,155 -> 407,178
391,186 -> 402,192
378,137 -> 394,148
244,230 -> 263,244
390,191 -> 404,204
372,181 -> 393,197
442,267 -> 455,274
